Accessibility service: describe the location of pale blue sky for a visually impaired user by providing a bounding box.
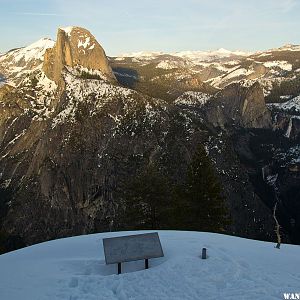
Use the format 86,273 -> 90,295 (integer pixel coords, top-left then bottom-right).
0,0 -> 299,55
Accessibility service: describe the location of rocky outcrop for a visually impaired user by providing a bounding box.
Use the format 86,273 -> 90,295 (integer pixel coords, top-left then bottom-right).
204,82 -> 271,128
272,114 -> 300,139
267,97 -> 300,139
43,26 -> 115,83
246,63 -> 268,80
0,84 -> 30,142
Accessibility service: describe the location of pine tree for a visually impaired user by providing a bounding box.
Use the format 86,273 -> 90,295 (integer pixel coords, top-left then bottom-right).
180,145 -> 230,232
120,164 -> 171,230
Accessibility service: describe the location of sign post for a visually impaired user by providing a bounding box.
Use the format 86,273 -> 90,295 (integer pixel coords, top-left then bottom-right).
103,232 -> 164,274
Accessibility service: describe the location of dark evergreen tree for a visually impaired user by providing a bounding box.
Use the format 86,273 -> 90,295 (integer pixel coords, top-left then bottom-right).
0,230 -> 25,254
120,164 -> 171,230
180,145 -> 230,232
0,188 -> 26,254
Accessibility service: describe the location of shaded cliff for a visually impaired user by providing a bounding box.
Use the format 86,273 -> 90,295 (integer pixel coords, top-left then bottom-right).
204,82 -> 271,128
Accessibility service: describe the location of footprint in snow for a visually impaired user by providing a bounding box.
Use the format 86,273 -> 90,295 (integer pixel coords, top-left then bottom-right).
69,277 -> 79,288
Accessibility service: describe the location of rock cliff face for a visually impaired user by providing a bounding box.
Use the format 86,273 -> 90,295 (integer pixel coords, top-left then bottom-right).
204,82 -> 271,128
43,27 -> 115,83
0,71 -> 177,245
267,96 -> 300,139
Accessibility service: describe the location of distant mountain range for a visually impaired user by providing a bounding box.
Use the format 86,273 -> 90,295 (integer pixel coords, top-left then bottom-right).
0,26 -> 299,252
111,43 -> 300,95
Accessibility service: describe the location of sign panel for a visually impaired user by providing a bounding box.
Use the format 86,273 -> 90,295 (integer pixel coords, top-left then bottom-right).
103,232 -> 164,264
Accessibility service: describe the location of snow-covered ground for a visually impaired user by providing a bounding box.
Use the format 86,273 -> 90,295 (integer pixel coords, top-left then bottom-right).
0,230 -> 299,300
268,95 -> 300,114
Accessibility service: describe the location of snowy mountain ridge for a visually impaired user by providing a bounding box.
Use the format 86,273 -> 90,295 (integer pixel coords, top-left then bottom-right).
112,43 -> 300,98
0,37 -> 55,86
117,48 -> 251,61
172,48 -> 252,62
0,37 -> 55,62
268,95 -> 300,114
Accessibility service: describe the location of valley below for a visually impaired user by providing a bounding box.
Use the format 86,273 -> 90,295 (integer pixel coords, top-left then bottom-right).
0,26 -> 300,253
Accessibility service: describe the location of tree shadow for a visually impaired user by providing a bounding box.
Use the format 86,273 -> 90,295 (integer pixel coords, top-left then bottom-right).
0,74 -> 6,86
112,67 -> 139,88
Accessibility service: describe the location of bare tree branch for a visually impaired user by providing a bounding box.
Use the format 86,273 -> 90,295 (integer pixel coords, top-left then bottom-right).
273,202 -> 281,249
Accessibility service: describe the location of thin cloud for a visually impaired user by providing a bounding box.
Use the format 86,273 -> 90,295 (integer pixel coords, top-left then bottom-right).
274,0 -> 297,12
15,12 -> 64,17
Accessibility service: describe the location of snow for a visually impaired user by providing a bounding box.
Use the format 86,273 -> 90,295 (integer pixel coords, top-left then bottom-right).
37,71 -> 57,92
268,96 -> 300,113
275,44 -> 300,52
172,49 -> 251,63
0,38 -> 55,85
12,38 -> 55,63
78,37 -> 91,49
224,67 -> 254,80
263,61 -> 293,72
156,60 -> 186,69
60,26 -> 74,36
280,95 -> 293,100
0,230 -> 299,300
212,62 -> 237,72
114,57 -> 125,61
118,51 -> 163,61
274,145 -> 300,166
175,91 -> 211,106
117,49 -> 250,64
118,47 -> 300,64
285,118 -> 293,138
205,67 -> 254,88
51,71 -> 133,127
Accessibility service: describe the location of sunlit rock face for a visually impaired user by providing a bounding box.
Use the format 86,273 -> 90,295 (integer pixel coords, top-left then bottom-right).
43,26 -> 115,83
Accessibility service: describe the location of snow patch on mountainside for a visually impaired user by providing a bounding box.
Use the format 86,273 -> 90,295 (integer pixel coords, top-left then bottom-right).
52,72 -> 133,127
172,49 -> 251,63
67,65 -> 108,80
60,26 -> 74,36
272,44 -> 300,52
116,49 -> 251,64
78,37 -> 91,49
1,38 -> 54,63
175,91 -> 211,106
0,230 -> 299,300
225,67 -> 254,80
268,96 -> 300,114
156,60 -> 187,69
118,51 -> 163,60
0,38 -> 55,85
114,45 -> 299,93
263,61 -> 293,71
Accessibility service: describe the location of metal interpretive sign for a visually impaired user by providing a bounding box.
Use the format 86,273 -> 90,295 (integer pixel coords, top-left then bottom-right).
103,232 -> 164,270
